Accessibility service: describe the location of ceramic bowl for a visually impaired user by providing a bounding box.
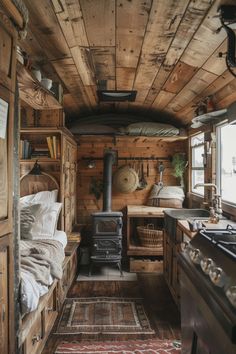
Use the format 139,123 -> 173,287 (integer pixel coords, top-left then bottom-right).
41,78 -> 52,90
32,69 -> 42,82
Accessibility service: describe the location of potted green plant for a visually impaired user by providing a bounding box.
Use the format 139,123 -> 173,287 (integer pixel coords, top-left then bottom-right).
172,153 -> 187,189
89,176 -> 103,200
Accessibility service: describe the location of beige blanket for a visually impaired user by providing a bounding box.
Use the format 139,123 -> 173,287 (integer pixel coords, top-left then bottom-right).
20,239 -> 65,286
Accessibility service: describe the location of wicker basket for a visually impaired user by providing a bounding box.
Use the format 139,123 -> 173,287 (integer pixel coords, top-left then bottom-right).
137,224 -> 163,248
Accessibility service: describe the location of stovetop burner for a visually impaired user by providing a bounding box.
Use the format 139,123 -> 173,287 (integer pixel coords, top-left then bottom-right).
200,225 -> 236,259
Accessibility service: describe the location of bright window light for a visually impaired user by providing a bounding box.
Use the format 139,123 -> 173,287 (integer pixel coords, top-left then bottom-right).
191,133 -> 204,195
217,123 -> 236,205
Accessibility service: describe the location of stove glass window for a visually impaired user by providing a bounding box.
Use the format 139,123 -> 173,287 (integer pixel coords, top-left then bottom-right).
191,133 -> 204,195
96,219 -> 117,233
217,123 -> 236,205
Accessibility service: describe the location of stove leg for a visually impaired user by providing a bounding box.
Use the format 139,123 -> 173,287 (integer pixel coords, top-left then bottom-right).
89,262 -> 93,277
117,262 -> 123,277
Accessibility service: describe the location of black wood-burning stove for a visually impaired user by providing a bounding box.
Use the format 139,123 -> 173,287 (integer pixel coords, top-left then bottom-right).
90,150 -> 123,276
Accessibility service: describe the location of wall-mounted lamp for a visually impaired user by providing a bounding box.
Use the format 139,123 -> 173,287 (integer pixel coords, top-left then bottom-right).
97,90 -> 137,102
29,160 -> 42,175
87,159 -> 96,169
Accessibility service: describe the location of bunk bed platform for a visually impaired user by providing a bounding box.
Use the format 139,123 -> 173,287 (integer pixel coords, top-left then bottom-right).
19,241 -> 79,354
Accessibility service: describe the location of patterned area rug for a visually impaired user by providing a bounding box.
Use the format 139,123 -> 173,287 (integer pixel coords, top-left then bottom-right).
55,339 -> 181,353
56,297 -> 154,335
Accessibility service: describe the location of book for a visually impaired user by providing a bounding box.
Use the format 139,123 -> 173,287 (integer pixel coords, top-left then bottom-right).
20,140 -> 24,159
57,138 -> 61,159
52,135 -> 57,159
22,139 -> 30,159
46,136 -> 54,158
31,149 -> 49,158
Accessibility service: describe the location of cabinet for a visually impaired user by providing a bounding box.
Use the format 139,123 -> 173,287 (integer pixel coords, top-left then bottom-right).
62,138 -> 77,233
58,242 -> 78,308
17,62 -> 62,110
0,242 -> 10,354
0,5 -> 17,353
163,222 -> 192,306
19,126 -> 77,233
126,206 -> 166,272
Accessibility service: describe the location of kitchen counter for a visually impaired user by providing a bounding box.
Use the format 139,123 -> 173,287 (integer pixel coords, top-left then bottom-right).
177,218 -> 236,239
126,205 -> 170,217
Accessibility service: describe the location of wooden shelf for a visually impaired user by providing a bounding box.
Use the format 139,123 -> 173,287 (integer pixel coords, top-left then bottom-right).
127,244 -> 163,256
17,62 -> 62,110
191,109 -> 227,128
20,158 -> 60,163
126,205 -> 165,266
126,205 -> 167,217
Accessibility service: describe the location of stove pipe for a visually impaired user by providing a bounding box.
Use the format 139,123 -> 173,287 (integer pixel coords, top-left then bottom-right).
103,150 -> 116,212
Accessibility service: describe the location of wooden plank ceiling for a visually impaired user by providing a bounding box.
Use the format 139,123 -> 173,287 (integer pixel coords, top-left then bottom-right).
20,0 -> 236,127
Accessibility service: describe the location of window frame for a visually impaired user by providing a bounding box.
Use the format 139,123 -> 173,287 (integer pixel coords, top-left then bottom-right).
190,132 -> 205,196
216,121 -> 236,207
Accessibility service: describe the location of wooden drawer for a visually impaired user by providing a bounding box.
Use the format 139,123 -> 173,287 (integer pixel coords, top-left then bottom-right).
58,266 -> 69,308
68,255 -> 76,285
130,258 -> 163,273
24,312 -> 43,354
44,287 -> 57,333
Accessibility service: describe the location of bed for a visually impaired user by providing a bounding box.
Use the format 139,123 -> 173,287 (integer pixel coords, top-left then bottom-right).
19,173 -> 67,315
20,231 -> 67,314
18,172 -> 79,354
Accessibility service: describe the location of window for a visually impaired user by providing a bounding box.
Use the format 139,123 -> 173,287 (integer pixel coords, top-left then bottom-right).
191,133 -> 204,195
217,123 -> 236,205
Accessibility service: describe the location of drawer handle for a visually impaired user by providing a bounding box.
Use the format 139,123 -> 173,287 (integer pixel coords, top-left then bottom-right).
32,334 -> 41,345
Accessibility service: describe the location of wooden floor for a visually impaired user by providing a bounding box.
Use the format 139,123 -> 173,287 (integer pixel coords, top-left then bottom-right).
42,273 -> 181,353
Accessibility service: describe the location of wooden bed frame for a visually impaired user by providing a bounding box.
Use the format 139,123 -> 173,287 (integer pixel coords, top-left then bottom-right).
18,174 -> 80,354
19,242 -> 79,354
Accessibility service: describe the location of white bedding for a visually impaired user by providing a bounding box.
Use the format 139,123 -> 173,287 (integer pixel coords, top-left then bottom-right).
53,229 -> 67,249
21,271 -> 53,314
20,235 -> 66,315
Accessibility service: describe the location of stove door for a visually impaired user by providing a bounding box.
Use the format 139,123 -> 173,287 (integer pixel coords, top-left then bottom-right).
91,236 -> 122,260
93,217 -> 122,236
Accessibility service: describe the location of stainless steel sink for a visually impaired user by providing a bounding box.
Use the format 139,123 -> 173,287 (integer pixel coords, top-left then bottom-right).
164,209 -> 210,239
164,208 -> 210,219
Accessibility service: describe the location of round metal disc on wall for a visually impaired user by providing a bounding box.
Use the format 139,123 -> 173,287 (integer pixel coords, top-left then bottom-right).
113,165 -> 139,193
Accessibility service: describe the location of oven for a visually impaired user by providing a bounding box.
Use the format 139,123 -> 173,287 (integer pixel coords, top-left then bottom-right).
179,226 -> 236,354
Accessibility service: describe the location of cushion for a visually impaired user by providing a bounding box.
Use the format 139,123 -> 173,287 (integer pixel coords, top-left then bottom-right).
20,190 -> 58,206
122,122 -> 179,136
69,124 -> 117,135
147,185 -> 185,208
30,202 -> 62,240
20,204 -> 41,240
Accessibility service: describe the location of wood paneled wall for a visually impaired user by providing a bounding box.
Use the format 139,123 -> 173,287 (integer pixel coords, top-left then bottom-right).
77,136 -> 187,224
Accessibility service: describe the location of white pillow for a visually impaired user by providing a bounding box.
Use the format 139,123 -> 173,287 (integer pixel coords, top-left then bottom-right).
20,204 -> 41,240
20,190 -> 58,206
30,202 -> 62,240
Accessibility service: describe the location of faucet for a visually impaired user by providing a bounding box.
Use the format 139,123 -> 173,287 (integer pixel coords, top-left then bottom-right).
194,183 -> 222,216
